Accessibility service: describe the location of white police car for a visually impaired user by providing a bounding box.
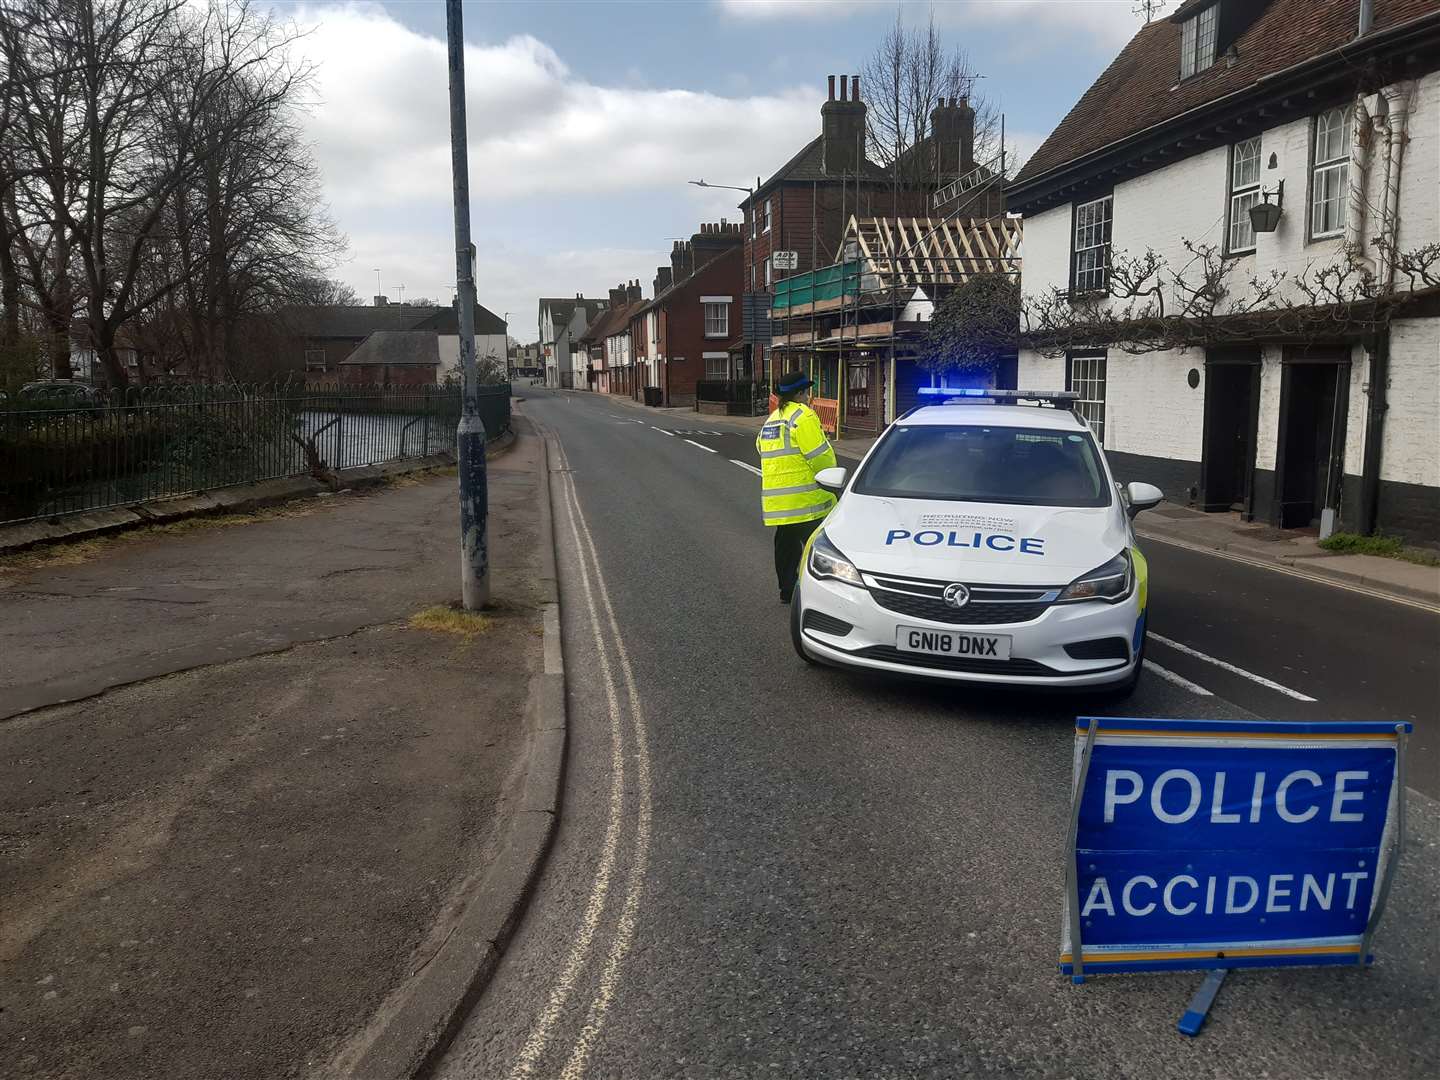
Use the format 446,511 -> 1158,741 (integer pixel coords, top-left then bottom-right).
790,389 -> 1163,696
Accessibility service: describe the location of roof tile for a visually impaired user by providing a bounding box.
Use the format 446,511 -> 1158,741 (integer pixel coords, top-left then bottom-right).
1015,0 -> 1438,184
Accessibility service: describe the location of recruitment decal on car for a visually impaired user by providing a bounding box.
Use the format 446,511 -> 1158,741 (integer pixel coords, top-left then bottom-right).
1060,717 -> 1412,980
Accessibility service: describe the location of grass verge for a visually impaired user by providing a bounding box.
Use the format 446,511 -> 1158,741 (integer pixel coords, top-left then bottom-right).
408,604 -> 493,639
1318,532 -> 1440,566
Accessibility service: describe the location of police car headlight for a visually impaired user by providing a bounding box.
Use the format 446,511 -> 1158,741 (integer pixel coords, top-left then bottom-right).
808,531 -> 864,588
1058,550 -> 1133,604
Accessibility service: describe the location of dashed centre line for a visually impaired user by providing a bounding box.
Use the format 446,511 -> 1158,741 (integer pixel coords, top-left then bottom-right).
683,439 -> 717,454
730,460 -> 761,476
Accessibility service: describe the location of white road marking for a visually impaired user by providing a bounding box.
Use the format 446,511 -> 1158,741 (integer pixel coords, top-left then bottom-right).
507,440 -> 630,1080
730,460 -> 761,476
556,460 -> 654,1080
1143,659 -> 1214,697
651,426 -> 675,436
1147,632 -> 1318,702
683,439 -> 717,453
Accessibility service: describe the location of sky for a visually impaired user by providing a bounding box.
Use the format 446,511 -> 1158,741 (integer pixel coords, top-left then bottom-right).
280,1 -> 1179,342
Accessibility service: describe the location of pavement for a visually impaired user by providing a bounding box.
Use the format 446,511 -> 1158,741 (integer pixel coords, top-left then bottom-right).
0,426 -> 554,1080
599,389 -> 1440,606
437,388 -> 1439,1080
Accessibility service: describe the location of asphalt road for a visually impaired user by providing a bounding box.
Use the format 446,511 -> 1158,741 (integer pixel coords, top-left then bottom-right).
438,388 -> 1439,1080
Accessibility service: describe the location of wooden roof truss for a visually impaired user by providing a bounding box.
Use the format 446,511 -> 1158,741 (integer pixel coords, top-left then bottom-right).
846,215 -> 1021,289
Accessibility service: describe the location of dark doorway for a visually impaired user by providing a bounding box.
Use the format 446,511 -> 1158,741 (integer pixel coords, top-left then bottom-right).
844,359 -> 881,434
1275,352 -> 1349,529
1200,351 -> 1260,512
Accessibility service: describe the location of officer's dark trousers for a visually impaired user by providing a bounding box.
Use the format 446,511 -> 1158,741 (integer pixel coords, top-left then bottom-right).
773,519 -> 822,601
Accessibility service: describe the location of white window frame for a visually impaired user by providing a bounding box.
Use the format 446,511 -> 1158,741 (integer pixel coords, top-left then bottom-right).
1310,107 -> 1350,240
1227,136 -> 1262,254
764,256 -> 772,288
763,197 -> 772,234
702,300 -> 729,338
703,352 -> 730,380
1180,3 -> 1218,80
1069,351 -> 1107,446
1072,195 -> 1112,295
304,347 -> 327,371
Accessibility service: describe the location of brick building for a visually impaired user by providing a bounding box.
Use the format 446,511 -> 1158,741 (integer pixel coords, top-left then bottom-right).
286,302 -> 445,382
735,74 -> 1004,415
626,221 -> 744,406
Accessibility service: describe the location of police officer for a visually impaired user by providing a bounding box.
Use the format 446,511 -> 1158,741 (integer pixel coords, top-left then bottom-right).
758,370 -> 837,603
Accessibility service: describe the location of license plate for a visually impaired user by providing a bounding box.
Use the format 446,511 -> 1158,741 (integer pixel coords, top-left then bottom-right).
895,626 -> 1012,660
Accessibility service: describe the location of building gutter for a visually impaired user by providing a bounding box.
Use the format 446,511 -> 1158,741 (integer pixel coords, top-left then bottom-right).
1008,11 -> 1440,211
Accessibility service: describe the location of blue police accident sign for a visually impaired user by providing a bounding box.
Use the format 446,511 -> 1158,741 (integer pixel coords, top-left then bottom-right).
1061,717 -> 1411,978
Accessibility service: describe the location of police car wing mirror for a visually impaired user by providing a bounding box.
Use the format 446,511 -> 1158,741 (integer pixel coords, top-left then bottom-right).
1124,481 -> 1164,518
814,466 -> 848,494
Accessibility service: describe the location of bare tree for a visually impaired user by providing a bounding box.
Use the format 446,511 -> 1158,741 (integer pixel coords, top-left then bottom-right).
289,276 -> 361,307
1021,239 -> 1438,355
861,10 -> 1000,204
1,0 -> 336,385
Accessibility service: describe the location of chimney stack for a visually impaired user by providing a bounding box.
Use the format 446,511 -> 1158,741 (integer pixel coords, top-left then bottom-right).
627,280 -> 643,303
671,239 -> 693,280
930,94 -> 977,176
373,294 -> 388,307
654,265 -> 673,295
821,74 -> 866,176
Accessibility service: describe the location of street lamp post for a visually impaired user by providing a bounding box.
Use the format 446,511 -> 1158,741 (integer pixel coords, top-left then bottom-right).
445,0 -> 488,611
689,179 -> 760,385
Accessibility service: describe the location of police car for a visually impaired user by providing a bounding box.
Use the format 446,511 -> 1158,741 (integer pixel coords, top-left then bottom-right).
790,389 -> 1163,697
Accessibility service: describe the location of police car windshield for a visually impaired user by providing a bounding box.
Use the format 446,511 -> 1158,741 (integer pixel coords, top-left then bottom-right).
854,424 -> 1111,507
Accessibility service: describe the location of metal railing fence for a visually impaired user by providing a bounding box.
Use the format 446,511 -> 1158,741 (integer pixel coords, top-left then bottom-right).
695,380 -> 770,416
0,382 -> 511,526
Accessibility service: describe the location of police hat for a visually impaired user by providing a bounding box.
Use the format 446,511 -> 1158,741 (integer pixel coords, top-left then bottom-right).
776,371 -> 813,394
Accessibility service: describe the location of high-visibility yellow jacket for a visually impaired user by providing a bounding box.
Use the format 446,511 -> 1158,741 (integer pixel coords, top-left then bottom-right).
756,400 -> 837,526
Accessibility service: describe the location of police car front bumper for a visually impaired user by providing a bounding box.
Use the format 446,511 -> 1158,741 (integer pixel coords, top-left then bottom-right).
795,569 -> 1142,688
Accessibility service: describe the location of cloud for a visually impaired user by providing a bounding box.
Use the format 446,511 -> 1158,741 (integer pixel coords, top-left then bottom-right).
296,4 -> 818,209
290,4 -> 823,340
718,0 -> 871,18
717,0 -> 1182,49
935,0 -> 1182,49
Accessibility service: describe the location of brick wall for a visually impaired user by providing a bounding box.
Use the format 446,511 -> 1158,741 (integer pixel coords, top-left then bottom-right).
660,245 -> 743,404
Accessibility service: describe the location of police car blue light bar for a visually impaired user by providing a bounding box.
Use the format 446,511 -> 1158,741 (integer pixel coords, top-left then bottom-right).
917,387 -> 1080,408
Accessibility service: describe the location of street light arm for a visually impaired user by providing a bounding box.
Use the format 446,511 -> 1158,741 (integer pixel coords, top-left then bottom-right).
688,178 -> 755,195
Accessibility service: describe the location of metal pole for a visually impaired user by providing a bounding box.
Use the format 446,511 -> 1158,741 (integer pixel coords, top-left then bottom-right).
1066,717 -> 1100,983
1360,724 -> 1410,964
446,0 -> 489,610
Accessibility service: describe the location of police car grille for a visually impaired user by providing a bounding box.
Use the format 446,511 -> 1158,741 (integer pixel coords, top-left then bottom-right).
869,590 -> 1050,626
855,647 -> 1060,677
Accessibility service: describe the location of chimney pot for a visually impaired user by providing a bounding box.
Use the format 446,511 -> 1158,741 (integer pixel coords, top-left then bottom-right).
839,75 -> 847,102
851,75 -> 859,101
828,75 -> 835,101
